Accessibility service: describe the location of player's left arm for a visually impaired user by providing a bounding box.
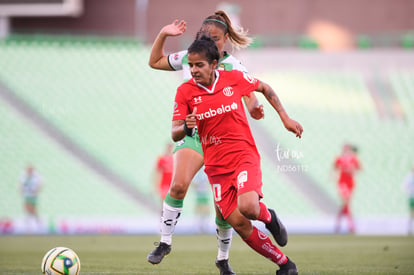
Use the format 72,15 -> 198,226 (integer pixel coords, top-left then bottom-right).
255,80 -> 303,138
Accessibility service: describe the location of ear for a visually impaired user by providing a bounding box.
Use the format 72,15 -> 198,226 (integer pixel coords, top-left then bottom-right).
212,59 -> 218,70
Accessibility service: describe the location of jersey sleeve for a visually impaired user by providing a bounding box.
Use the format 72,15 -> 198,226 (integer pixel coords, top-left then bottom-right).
156,157 -> 163,171
234,70 -> 259,96
168,50 -> 187,71
172,86 -> 189,121
232,58 -> 248,74
334,157 -> 341,168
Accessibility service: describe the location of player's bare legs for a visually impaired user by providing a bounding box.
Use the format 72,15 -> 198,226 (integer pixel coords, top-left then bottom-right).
238,191 -> 288,247
148,147 -> 236,273
335,187 -> 355,234
147,148 -> 203,264
160,148 -> 203,242
170,148 -> 204,200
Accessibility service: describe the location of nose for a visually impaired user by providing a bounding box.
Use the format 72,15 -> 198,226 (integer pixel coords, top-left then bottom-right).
190,65 -> 199,74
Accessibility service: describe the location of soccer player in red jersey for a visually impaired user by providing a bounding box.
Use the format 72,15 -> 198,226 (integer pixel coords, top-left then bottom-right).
333,144 -> 361,234
172,35 -> 303,275
148,11 -> 264,274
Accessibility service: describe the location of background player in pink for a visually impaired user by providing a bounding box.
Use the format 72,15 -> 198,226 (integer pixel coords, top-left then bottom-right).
333,143 -> 361,234
153,142 -> 174,201
172,35 -> 303,275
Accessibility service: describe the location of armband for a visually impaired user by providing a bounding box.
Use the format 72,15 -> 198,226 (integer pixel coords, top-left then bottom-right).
184,122 -> 195,137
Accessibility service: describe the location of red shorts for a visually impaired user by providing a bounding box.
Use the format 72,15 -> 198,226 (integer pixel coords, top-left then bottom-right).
208,164 -> 263,219
338,181 -> 354,201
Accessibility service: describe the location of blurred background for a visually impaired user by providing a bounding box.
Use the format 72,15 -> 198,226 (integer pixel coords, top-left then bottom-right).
0,0 -> 413,235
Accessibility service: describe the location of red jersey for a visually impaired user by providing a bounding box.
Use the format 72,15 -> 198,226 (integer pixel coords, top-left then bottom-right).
173,70 -> 260,176
334,154 -> 360,187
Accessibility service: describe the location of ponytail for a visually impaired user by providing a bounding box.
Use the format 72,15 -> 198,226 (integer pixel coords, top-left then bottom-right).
202,10 -> 252,49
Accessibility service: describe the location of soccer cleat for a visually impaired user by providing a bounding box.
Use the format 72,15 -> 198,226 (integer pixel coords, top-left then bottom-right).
265,208 -> 288,247
147,242 -> 171,264
215,259 -> 236,275
276,258 -> 298,275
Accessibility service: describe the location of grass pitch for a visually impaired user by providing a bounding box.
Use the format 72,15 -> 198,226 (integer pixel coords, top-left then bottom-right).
0,234 -> 413,274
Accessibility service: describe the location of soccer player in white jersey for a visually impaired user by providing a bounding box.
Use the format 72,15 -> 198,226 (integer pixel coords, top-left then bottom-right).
20,164 -> 42,232
148,10 -> 288,275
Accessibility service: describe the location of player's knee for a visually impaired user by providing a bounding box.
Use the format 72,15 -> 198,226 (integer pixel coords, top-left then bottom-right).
169,181 -> 190,199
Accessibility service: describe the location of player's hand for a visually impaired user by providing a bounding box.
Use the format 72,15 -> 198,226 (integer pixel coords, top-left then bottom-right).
250,104 -> 264,120
185,107 -> 197,129
283,118 -> 303,138
161,20 -> 186,37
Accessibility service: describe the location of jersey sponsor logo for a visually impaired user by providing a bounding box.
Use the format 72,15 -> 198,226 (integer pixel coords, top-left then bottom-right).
173,53 -> 180,60
243,72 -> 256,84
193,96 -> 202,104
196,102 -> 238,120
223,86 -> 234,97
237,170 -> 247,189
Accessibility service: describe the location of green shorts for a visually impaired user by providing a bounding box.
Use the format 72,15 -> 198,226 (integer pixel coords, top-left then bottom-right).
409,197 -> 414,209
24,196 -> 38,206
173,131 -> 203,156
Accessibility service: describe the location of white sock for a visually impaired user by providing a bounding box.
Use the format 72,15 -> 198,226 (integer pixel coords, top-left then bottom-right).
160,202 -> 182,245
216,226 -> 233,260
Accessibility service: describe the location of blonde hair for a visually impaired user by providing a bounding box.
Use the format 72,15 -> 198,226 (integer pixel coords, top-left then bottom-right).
201,10 -> 252,49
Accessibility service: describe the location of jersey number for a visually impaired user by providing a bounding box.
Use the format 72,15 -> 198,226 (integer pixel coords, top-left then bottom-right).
212,183 -> 222,202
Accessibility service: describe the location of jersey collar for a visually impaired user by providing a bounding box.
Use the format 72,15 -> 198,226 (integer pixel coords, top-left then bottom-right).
220,51 -> 229,61
196,70 -> 220,94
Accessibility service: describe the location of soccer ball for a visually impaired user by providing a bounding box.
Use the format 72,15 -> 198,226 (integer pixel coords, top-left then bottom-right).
41,247 -> 81,275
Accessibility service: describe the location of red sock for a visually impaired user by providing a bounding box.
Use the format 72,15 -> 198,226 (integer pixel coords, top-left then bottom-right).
257,202 -> 272,223
243,226 -> 287,266
343,204 -> 349,214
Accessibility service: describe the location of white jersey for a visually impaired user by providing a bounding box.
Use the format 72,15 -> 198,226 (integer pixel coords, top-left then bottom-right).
20,171 -> 42,197
168,50 -> 248,81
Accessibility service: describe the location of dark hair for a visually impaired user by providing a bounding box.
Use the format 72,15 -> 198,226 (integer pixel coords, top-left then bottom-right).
188,35 -> 220,65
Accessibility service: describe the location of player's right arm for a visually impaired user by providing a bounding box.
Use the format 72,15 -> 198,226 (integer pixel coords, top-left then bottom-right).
149,20 -> 186,70
172,107 -> 197,142
171,120 -> 186,142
